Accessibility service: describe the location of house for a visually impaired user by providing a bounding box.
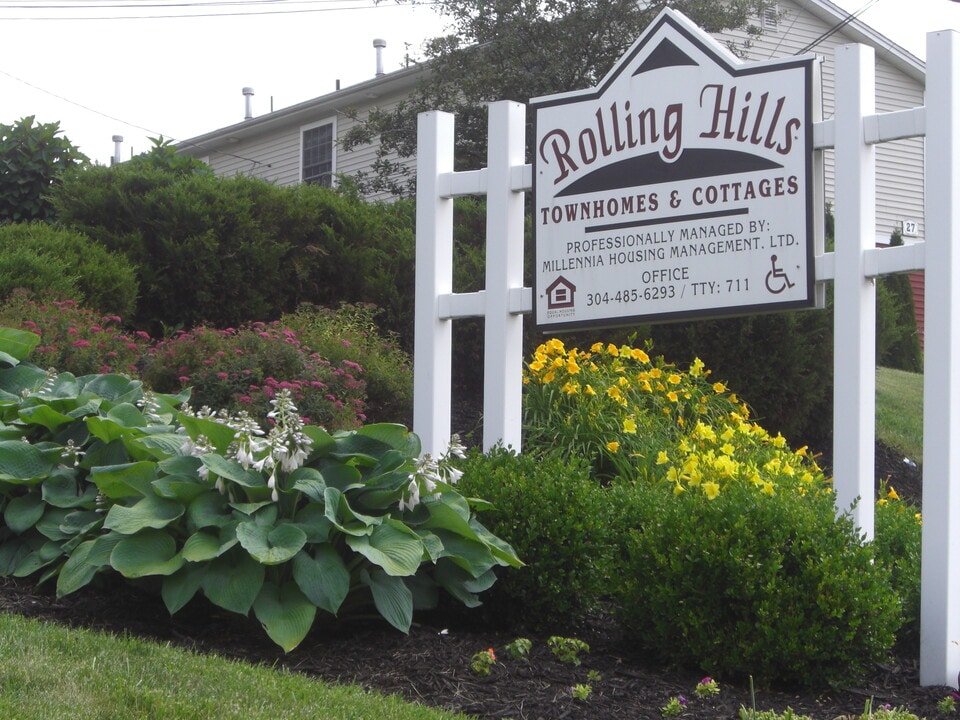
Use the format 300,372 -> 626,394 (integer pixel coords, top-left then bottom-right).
175,63 -> 425,202
176,0 -> 927,239
175,0 -> 928,338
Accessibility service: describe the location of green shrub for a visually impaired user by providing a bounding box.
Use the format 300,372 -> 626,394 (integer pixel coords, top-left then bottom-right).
615,480 -> 900,687
876,231 -> 922,373
139,322 -> 366,430
0,222 -> 138,318
456,446 -> 615,631
0,293 -> 149,376
53,168 -> 416,338
874,485 -> 922,652
280,303 -> 413,426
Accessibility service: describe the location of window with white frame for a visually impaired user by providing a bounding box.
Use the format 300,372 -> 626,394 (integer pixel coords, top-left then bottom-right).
301,119 -> 336,187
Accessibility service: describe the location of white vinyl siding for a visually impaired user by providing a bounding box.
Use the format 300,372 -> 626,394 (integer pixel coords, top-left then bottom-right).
181,87 -> 415,202
715,0 -> 926,243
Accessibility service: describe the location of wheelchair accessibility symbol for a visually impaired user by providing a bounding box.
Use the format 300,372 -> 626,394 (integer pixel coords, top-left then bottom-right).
765,254 -> 795,294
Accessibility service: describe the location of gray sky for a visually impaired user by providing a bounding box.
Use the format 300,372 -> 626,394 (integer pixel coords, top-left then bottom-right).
0,0 -> 956,166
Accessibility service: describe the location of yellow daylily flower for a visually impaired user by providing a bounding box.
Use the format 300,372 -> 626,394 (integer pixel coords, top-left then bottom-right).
703,481 -> 721,500
690,357 -> 705,376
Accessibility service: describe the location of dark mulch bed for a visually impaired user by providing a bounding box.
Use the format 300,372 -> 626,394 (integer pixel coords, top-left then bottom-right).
0,440 -> 950,720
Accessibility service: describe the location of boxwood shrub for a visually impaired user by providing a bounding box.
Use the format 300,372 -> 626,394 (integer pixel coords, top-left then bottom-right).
615,479 -> 901,687
456,446 -> 615,631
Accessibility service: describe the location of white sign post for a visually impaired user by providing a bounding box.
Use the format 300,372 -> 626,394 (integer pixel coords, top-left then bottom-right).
532,12 -> 817,331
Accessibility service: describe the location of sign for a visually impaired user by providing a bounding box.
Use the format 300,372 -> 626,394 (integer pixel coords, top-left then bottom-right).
532,9 -> 817,331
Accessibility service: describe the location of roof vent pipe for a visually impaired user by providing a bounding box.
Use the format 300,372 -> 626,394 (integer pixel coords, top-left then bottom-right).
373,38 -> 386,77
243,87 -> 255,120
111,135 -> 123,166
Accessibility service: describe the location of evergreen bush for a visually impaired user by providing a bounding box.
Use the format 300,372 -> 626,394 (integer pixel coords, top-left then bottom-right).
52,168 -> 416,339
0,222 -> 138,318
456,446 -> 615,631
615,480 -> 900,687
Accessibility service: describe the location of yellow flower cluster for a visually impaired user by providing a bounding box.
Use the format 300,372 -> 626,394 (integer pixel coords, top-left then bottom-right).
523,338 -> 832,500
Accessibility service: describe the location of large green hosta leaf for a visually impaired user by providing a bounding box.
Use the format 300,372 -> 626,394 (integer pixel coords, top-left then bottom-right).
236,520 -> 307,565
17,403 -> 74,431
186,490 -> 232,530
0,440 -> 56,482
56,533 -> 121,596
177,413 -> 239,456
110,529 -> 184,578
41,474 -> 99,509
162,562 -> 207,615
91,461 -> 157,499
77,374 -> 143,403
434,560 -> 498,608
345,520 -> 424,577
3,492 -> 44,533
423,529 -> 498,578
200,454 -> 266,488
253,580 -> 317,653
0,327 -> 40,365
362,567 -> 413,633
56,539 -> 100,596
291,546 -> 350,615
201,550 -> 264,615
12,539 -> 63,577
104,494 -> 185,534
181,527 -> 237,562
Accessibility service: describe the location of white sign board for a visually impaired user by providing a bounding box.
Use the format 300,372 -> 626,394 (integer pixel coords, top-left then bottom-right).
532,10 -> 817,331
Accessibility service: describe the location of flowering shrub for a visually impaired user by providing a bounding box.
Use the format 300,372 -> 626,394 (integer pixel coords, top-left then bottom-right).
140,322 -> 366,431
0,327 -> 520,652
0,292 -> 149,376
524,338 -> 830,500
280,303 -> 413,425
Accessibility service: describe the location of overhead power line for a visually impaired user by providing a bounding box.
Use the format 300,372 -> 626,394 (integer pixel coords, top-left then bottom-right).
0,0 -> 439,20
795,0 -> 883,55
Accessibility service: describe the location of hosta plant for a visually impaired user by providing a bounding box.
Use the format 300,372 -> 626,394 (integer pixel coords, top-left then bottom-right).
0,327 -> 520,652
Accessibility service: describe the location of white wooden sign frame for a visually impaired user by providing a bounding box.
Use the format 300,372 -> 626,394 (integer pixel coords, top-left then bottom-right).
413,19 -> 959,687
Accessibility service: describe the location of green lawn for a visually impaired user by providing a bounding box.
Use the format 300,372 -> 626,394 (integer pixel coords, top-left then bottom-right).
0,613 -> 471,720
876,365 -> 923,461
